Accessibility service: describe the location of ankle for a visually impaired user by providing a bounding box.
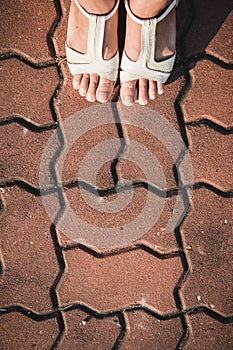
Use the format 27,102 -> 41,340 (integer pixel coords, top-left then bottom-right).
78,0 -> 116,15
129,0 -> 172,18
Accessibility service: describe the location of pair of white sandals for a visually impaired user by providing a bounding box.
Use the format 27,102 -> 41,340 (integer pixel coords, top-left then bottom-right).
66,0 -> 179,87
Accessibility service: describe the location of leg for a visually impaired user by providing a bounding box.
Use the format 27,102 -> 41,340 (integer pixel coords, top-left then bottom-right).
120,0 -> 176,106
67,0 -> 118,103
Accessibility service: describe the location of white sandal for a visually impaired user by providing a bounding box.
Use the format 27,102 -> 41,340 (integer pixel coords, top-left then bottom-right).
120,0 -> 179,84
66,0 -> 120,82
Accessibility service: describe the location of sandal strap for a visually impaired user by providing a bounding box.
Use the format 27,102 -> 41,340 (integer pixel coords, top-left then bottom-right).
125,0 -> 179,24
74,0 -> 120,20
66,0 -> 120,81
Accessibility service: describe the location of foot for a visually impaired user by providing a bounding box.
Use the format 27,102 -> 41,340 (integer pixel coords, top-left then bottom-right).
120,0 -> 176,106
67,0 -> 118,103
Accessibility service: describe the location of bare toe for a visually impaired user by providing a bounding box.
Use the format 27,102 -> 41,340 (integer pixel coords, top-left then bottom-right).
73,74 -> 82,90
157,81 -> 164,95
86,74 -> 99,102
79,74 -> 90,97
148,80 -> 157,100
137,78 -> 148,105
120,80 -> 137,106
96,77 -> 114,103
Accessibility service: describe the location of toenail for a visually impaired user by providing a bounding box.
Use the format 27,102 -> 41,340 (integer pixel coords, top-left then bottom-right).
86,95 -> 95,102
73,81 -> 80,90
124,96 -> 134,106
79,89 -> 86,96
97,92 -> 108,103
139,99 -> 148,105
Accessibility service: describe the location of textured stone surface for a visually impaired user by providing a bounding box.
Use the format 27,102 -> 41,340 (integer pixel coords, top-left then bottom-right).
185,125 -> 232,191
0,123 -> 58,188
58,309 -> 120,349
0,0 -> 58,62
0,186 -> 59,313
0,312 -> 59,350
183,60 -> 233,128
58,248 -> 183,314
187,313 -> 233,349
182,0 -> 233,61
122,310 -> 184,349
0,0 -> 232,348
181,188 -> 233,316
0,58 -> 59,125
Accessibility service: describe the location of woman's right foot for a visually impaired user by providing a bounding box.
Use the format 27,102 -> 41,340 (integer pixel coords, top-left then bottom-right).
66,0 -> 119,103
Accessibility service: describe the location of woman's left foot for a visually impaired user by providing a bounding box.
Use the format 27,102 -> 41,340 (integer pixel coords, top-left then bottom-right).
120,0 -> 177,106
66,0 -> 119,103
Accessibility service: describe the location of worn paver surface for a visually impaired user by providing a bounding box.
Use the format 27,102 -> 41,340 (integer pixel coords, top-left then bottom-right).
0,0 -> 232,349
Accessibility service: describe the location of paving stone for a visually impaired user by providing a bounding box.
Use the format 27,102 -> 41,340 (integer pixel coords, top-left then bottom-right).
0,123 -> 59,188
116,102 -> 189,191
58,309 -> 120,349
0,312 -> 59,350
56,186 -> 179,253
61,120 -> 121,188
57,248 -> 183,314
187,312 -> 233,349
53,0 -> 70,58
206,11 -> 233,62
182,0 -> 233,61
0,0 -> 58,62
182,60 -> 233,128
184,125 -> 232,191
180,188 -> 233,316
122,310 -> 183,350
0,58 -> 59,125
0,186 -> 59,313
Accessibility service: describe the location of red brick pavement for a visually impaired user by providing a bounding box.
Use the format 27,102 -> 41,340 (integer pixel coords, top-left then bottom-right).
0,0 -> 232,349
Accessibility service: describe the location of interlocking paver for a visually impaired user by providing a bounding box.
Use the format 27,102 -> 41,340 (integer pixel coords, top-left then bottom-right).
0,312 -> 59,350
57,248 -> 183,314
206,10 -> 233,62
180,188 -> 233,316
184,125 -> 232,191
0,186 -> 59,313
53,0 -> 69,58
57,186 -> 179,253
58,309 -> 121,349
182,0 -> 233,61
182,60 -> 233,128
0,0 -> 58,62
0,124 -> 59,188
186,312 -> 233,349
122,310 -> 183,349
61,121 -> 121,188
0,0 -> 232,347
0,58 -> 59,125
